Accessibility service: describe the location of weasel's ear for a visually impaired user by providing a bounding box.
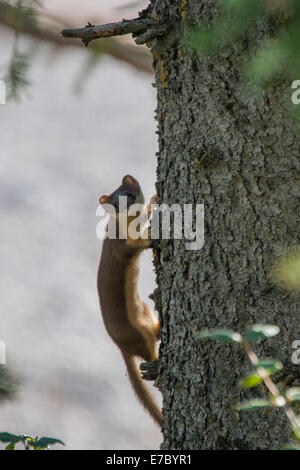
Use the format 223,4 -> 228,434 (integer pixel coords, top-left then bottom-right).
99,194 -> 109,205
122,175 -> 139,187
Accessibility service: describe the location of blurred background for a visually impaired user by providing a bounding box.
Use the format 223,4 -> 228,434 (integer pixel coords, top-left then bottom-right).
0,0 -> 161,450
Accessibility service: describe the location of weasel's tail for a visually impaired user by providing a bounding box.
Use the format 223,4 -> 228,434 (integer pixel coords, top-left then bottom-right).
122,353 -> 162,427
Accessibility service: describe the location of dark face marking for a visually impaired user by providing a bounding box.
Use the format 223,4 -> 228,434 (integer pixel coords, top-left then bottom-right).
99,175 -> 144,214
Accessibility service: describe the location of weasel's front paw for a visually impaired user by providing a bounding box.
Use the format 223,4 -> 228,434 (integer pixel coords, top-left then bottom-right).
147,194 -> 158,217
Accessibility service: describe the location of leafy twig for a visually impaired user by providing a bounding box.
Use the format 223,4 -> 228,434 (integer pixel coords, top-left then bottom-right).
199,324 -> 300,447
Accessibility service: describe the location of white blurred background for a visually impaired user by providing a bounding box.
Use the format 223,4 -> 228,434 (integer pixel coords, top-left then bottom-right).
0,0 -> 162,450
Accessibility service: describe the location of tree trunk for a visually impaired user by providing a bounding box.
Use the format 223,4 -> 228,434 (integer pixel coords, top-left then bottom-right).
149,0 -> 300,450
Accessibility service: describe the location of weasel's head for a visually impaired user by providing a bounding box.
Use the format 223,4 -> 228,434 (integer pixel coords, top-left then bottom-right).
99,175 -> 145,215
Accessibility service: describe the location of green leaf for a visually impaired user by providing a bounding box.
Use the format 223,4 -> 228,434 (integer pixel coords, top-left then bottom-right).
292,423 -> 300,442
246,42 -> 287,86
255,359 -> 283,375
234,399 -> 271,411
0,432 -> 64,450
188,0 -> 264,54
0,432 -> 19,443
0,432 -> 32,445
272,248 -> 300,291
238,372 -> 262,388
5,442 -> 16,450
244,324 -> 280,341
286,387 -> 300,402
30,437 -> 65,449
198,329 -> 242,344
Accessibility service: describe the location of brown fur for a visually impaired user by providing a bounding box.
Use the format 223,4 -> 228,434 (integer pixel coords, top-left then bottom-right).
97,176 -> 161,427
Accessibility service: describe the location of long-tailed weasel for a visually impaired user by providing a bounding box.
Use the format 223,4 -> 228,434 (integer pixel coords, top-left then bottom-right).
97,175 -> 161,427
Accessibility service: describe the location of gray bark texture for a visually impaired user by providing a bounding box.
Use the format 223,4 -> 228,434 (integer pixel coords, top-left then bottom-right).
146,0 -> 300,450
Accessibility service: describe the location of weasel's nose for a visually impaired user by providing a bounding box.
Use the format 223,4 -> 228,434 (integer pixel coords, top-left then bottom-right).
99,194 -> 110,205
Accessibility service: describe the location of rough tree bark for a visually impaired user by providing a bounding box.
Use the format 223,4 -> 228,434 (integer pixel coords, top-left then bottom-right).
150,0 -> 300,450
62,0 -> 300,450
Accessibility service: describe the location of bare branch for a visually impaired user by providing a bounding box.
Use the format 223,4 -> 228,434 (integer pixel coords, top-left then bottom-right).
0,2 -> 153,74
61,18 -> 156,43
61,17 -> 169,46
